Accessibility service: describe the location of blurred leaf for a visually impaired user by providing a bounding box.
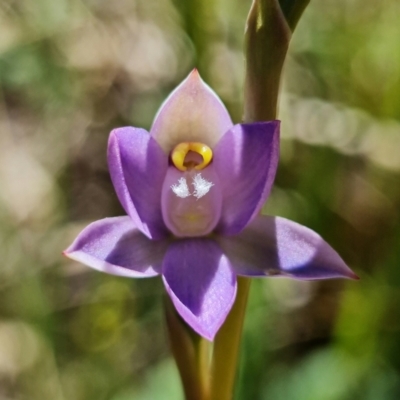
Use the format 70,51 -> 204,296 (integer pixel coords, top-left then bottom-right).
112,359 -> 183,400
263,348 -> 363,400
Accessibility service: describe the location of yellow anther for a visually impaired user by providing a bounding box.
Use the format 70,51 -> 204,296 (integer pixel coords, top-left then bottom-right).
192,143 -> 213,170
171,143 -> 190,171
171,142 -> 213,171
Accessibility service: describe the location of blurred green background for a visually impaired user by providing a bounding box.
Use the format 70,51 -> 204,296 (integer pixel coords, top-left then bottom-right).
0,0 -> 400,399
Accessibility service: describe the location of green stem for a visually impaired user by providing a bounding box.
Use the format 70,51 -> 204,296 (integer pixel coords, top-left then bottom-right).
209,277 -> 251,400
198,337 -> 211,399
164,295 -> 211,400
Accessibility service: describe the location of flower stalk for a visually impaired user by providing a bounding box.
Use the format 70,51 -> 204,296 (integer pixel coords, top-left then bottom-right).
210,277 -> 251,400
164,295 -> 211,400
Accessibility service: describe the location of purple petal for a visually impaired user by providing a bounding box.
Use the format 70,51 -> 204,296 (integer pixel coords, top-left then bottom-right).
64,216 -> 170,277
213,121 -> 280,235
150,70 -> 233,153
162,239 -> 237,340
108,127 -> 168,239
217,215 -> 358,280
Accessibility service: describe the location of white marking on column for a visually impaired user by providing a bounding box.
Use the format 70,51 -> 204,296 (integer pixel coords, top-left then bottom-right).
171,178 -> 191,198
192,173 -> 214,199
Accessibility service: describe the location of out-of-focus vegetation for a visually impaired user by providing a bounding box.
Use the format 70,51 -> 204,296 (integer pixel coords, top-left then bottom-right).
0,0 -> 399,399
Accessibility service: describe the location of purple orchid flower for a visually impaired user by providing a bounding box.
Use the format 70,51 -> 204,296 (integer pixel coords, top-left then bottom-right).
64,70 -> 357,341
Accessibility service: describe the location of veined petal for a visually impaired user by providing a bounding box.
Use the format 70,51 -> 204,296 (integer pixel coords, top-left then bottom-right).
108,127 -> 168,239
150,70 -> 233,152
162,239 -> 237,340
214,121 -> 280,235
64,216 -> 170,277
217,215 -> 358,280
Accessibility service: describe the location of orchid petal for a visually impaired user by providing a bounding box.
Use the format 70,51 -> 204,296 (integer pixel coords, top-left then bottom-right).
64,217 -> 170,277
162,239 -> 237,340
217,215 -> 358,280
150,70 -> 233,152
108,127 -> 168,239
214,121 -> 280,235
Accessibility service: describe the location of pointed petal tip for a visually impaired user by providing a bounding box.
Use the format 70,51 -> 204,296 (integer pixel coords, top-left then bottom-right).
187,68 -> 208,84
202,330 -> 216,342
321,269 -> 360,281
347,270 -> 360,281
62,247 -> 74,258
185,68 -> 208,88
186,317 -> 221,342
163,284 -> 223,341
181,68 -> 202,87
190,67 -> 199,76
329,262 -> 359,281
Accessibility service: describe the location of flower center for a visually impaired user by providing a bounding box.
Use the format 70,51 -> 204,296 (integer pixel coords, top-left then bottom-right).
171,142 -> 213,171
161,147 -> 222,238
